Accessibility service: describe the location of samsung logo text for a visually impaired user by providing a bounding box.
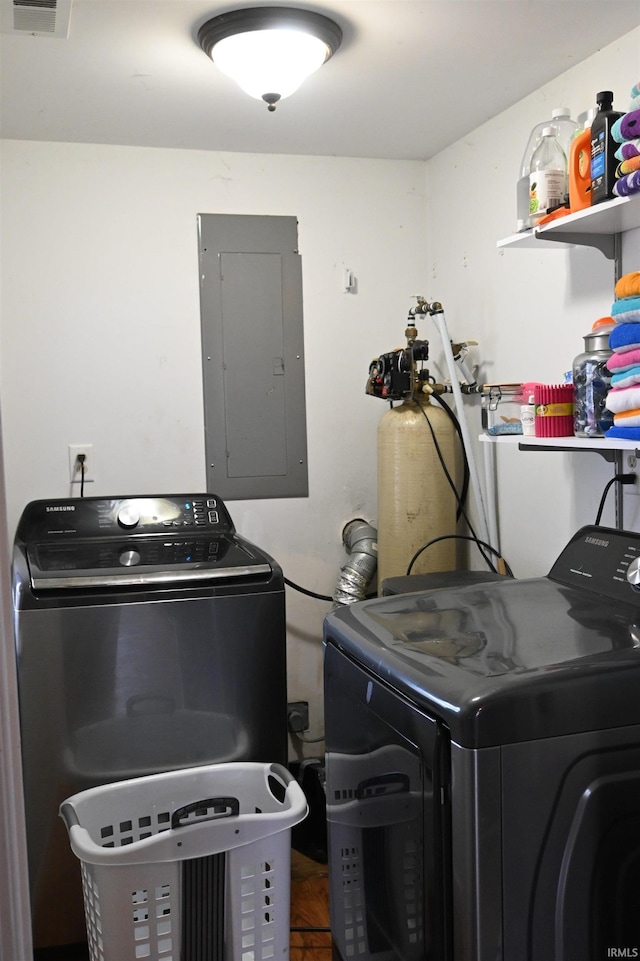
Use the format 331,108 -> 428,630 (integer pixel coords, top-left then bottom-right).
585,535 -> 609,548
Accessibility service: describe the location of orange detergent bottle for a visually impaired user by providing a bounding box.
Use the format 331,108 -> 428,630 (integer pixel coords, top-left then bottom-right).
569,111 -> 595,212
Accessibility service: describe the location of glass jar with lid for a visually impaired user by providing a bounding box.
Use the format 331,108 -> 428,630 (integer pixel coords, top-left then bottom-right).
481,383 -> 524,435
572,317 -> 614,437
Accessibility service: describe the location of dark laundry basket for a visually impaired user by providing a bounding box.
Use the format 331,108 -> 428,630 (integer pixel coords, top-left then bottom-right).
60,762 -> 308,961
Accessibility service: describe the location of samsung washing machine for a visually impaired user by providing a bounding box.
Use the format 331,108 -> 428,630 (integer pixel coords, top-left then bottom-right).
13,493 -> 287,951
324,525 -> 640,961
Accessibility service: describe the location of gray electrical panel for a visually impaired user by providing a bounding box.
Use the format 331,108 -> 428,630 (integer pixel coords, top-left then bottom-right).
198,214 -> 308,500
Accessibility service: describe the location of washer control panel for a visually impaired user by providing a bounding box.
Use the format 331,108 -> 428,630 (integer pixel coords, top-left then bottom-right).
15,494 -> 234,540
627,556 -> 640,589
548,525 -> 640,605
112,496 -> 225,532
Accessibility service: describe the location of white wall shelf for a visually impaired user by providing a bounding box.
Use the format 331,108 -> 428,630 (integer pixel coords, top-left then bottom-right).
497,194 -> 640,259
479,434 -> 640,453
492,192 -> 639,535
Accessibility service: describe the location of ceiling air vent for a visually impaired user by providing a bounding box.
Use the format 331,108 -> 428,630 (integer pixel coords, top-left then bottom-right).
1,0 -> 72,38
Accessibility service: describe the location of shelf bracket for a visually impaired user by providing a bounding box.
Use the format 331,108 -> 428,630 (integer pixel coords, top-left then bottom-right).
518,442 -> 628,529
518,442 -> 618,463
534,232 -> 615,259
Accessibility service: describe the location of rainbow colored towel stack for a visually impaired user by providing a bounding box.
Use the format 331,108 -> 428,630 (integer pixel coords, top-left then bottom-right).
612,82 -> 640,198
605,271 -> 640,439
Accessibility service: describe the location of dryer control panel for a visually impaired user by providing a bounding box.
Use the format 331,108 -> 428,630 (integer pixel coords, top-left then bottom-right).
15,494 -> 234,540
548,525 -> 640,605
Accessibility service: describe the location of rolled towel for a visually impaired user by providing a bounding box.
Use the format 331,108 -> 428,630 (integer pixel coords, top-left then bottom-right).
613,169 -> 640,197
621,109 -> 640,141
616,155 -> 640,177
615,139 -> 640,162
605,385 -> 640,413
606,426 -> 640,439
611,365 -> 640,389
612,295 -> 640,314
611,295 -> 640,324
612,116 -> 625,143
610,322 -> 640,352
612,110 -> 640,143
614,408 -> 640,427
615,273 -> 640,300
608,347 -> 640,371
611,309 -> 640,324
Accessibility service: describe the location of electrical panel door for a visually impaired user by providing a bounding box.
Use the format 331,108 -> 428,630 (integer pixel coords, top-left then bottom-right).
198,214 -> 308,499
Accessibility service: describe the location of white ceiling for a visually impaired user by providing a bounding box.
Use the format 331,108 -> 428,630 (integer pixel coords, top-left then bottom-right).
1,0 -> 639,161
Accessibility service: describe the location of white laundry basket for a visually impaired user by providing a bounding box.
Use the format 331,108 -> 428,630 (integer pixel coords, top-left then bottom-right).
60,761 -> 308,961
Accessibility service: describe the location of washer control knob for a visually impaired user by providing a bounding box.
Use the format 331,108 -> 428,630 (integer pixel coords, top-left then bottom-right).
117,505 -> 140,529
119,549 -> 141,567
627,557 -> 640,588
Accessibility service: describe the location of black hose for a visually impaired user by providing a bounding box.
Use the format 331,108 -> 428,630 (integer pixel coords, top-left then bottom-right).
284,576 -> 333,602
416,399 -> 498,573
407,534 -> 514,578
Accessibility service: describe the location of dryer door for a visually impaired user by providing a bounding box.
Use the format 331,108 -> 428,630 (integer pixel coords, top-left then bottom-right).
501,725 -> 640,960
324,641 -> 452,961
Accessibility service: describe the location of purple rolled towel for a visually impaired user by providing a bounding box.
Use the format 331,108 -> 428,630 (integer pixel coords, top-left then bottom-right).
621,108 -> 640,140
615,139 -> 640,161
613,169 -> 640,197
612,110 -> 640,143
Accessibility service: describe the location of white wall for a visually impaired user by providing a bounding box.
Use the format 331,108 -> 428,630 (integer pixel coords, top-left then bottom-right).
425,26 -> 640,578
0,144 -> 428,753
1,26 -> 639,759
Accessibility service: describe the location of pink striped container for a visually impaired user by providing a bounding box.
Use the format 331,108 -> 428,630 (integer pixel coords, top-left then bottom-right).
534,384 -> 574,437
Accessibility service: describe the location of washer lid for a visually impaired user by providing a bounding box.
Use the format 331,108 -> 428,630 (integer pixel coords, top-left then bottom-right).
324,527 -> 640,746
24,533 -> 272,589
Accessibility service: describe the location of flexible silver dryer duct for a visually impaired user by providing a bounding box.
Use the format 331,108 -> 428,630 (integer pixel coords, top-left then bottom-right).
333,519 -> 378,606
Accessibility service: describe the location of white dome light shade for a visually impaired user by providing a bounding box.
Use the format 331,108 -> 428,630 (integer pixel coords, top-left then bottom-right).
198,7 -> 342,110
212,29 -> 330,102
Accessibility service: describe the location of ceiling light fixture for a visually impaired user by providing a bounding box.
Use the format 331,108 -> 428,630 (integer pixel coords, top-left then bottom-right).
197,6 -> 342,111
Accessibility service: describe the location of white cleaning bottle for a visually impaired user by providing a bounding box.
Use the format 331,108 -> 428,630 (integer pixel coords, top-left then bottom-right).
516,107 -> 579,230
529,126 -> 567,226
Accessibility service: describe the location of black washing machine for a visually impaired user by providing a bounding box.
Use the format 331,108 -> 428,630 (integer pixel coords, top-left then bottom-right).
324,525 -> 640,960
13,493 -> 287,951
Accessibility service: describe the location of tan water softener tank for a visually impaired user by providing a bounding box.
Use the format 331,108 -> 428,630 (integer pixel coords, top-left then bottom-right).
377,395 -> 460,593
